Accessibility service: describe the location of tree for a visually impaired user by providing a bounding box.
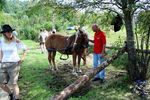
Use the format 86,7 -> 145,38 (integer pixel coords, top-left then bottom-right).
56,0 -> 150,81
33,0 -> 150,81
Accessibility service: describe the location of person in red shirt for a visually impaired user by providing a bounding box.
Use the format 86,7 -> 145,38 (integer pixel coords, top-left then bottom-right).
89,24 -> 106,83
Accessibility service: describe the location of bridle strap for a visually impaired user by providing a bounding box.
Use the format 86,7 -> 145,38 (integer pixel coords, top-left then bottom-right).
72,31 -> 78,50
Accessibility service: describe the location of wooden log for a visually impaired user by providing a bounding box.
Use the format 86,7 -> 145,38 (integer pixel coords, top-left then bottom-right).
50,45 -> 126,100
0,88 -> 10,100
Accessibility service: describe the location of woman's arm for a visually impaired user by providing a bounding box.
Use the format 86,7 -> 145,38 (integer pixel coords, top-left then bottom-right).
18,49 -> 27,65
16,39 -> 28,65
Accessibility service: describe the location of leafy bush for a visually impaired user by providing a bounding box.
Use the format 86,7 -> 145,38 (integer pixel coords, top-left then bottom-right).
20,26 -> 38,41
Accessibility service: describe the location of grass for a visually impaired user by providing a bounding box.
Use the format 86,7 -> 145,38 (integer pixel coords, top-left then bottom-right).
19,29 -> 149,100
19,40 -> 52,100
19,40 -> 74,100
1,29 -> 143,100
18,38 -> 133,100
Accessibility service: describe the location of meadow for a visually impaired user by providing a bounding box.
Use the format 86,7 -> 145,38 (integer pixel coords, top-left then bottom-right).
18,30 -> 137,100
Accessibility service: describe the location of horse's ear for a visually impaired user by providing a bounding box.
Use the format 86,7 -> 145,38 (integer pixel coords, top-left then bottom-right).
79,29 -> 84,34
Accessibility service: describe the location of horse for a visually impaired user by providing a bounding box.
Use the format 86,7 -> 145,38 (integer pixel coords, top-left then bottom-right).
45,29 -> 88,75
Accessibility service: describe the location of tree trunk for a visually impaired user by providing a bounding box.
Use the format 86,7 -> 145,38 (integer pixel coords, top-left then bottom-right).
51,46 -> 126,100
123,10 -> 140,81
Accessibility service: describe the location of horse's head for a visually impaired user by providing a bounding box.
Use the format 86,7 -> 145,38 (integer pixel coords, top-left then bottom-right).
72,29 -> 89,50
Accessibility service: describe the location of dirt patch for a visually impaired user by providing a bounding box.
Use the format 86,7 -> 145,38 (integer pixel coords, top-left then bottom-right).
46,63 -> 91,96
45,63 -> 126,97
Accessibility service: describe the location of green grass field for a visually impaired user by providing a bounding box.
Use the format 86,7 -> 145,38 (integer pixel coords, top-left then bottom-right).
0,29 -> 147,100
18,30 -> 149,100
19,37 -> 134,100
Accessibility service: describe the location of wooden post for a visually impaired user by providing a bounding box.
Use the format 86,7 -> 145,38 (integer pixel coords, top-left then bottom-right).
51,45 -> 126,100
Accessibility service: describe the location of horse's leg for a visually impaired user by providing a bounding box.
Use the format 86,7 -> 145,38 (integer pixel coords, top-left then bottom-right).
83,48 -> 86,66
42,44 -> 45,53
83,48 -> 88,68
72,53 -> 78,76
52,51 -> 58,70
43,43 -> 46,52
48,52 -> 53,70
77,54 -> 82,73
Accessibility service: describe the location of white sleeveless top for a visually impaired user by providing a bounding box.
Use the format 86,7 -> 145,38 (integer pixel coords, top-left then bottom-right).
0,38 -> 27,62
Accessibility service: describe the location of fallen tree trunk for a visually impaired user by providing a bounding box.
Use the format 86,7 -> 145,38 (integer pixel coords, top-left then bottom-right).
51,45 -> 127,100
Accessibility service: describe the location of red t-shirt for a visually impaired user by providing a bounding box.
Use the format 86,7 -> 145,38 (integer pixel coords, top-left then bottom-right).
93,31 -> 106,54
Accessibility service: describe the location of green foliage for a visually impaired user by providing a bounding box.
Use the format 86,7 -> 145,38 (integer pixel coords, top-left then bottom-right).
0,11 -> 17,27
137,10 -> 150,33
20,26 -> 38,41
0,0 -> 5,11
43,22 -> 53,31
0,0 -> 121,42
112,36 -> 124,48
3,0 -> 28,14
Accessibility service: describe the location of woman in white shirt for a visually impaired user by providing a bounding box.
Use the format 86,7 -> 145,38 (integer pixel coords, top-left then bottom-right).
0,24 -> 27,100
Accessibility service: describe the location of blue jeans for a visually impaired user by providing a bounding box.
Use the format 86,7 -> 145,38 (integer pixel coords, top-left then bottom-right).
93,53 -> 105,79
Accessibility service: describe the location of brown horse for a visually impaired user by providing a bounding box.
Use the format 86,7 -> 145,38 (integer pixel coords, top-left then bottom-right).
45,29 -> 88,75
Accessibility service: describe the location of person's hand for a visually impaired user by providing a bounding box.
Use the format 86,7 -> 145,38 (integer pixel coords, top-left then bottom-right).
15,38 -> 20,43
102,52 -> 107,58
18,60 -> 23,65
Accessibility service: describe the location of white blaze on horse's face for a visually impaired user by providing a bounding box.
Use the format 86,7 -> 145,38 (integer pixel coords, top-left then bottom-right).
72,30 -> 79,50
72,29 -> 88,50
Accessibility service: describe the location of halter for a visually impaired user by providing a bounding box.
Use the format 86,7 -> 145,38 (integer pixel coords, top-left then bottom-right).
72,30 -> 79,50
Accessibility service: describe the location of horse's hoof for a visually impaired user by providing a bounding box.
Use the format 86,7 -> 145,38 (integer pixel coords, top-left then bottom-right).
78,69 -> 82,73
54,68 -> 59,71
72,72 -> 78,76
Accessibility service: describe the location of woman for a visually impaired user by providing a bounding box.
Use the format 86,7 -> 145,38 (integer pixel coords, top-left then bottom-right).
0,24 -> 27,100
